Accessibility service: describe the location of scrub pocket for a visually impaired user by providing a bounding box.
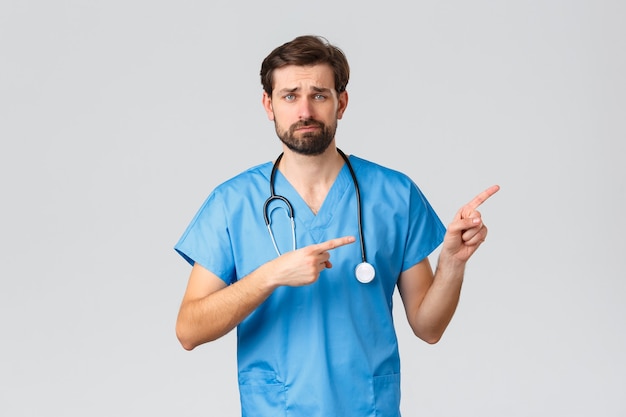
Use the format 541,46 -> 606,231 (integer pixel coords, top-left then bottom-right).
238,370 -> 287,417
373,373 -> 401,417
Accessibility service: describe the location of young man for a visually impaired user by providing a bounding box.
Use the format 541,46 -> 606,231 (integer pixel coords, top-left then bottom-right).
174,34 -> 499,416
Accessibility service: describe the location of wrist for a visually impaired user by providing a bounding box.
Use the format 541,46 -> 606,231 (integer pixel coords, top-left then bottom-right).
254,259 -> 282,291
436,252 -> 467,279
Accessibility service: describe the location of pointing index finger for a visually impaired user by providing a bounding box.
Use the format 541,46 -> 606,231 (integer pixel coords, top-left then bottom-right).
465,184 -> 500,211
318,236 -> 356,252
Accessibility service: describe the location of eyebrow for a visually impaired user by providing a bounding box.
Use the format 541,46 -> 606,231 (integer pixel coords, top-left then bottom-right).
277,86 -> 333,94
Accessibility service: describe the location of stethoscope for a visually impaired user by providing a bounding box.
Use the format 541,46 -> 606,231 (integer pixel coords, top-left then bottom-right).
263,148 -> 376,283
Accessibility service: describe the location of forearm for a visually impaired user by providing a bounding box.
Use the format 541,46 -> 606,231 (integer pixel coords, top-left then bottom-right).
408,185 -> 498,343
413,256 -> 466,344
176,236 -> 355,350
176,267 -> 277,350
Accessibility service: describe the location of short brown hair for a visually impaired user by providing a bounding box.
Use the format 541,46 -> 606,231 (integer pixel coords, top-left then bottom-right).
260,35 -> 350,95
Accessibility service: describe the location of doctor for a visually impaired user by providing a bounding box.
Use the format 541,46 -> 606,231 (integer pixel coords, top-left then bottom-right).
174,34 -> 499,416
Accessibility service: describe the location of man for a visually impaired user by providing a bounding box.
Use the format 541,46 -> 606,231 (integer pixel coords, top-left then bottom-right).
174,34 -> 499,416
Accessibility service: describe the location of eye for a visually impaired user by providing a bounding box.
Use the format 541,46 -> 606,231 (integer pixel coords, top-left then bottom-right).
314,94 -> 326,101
284,94 -> 296,101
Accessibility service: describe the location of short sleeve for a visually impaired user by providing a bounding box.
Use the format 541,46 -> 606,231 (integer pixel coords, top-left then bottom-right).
402,181 -> 446,271
174,190 -> 236,285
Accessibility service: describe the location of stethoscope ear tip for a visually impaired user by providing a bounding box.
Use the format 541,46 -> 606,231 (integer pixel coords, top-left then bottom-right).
355,262 -> 375,283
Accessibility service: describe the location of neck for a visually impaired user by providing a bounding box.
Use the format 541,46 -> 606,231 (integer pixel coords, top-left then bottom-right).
277,146 -> 346,214
278,146 -> 343,183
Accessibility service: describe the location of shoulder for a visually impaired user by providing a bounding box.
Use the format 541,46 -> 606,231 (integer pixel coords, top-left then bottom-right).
191,161 -> 272,216
348,154 -> 414,187
348,154 -> 437,211
222,161 -> 273,186
212,161 -> 273,196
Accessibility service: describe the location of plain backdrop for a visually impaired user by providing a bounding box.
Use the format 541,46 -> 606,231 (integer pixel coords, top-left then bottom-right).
1,1 -> 624,416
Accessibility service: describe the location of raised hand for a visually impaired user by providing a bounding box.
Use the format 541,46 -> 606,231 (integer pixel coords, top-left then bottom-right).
441,185 -> 500,263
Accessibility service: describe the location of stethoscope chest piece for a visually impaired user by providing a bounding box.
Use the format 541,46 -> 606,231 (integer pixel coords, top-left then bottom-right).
266,149 -> 376,284
355,262 -> 375,283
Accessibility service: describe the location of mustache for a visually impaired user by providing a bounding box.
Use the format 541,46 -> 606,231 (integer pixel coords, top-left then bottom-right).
291,119 -> 324,130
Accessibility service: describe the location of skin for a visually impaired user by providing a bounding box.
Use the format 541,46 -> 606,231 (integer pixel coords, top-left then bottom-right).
175,63 -> 499,350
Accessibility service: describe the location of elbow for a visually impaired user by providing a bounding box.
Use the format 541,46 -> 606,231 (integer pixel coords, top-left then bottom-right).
176,320 -> 221,350
421,333 -> 443,345
176,323 -> 198,351
410,312 -> 452,345
413,327 -> 445,345
179,339 -> 196,351
177,333 -> 195,351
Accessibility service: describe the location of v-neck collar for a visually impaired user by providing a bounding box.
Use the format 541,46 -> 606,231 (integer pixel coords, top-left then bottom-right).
271,158 -> 353,236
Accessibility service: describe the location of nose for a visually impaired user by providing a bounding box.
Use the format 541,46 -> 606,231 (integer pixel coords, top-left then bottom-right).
298,98 -> 314,119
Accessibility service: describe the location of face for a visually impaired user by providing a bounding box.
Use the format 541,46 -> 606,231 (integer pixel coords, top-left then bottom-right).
262,64 -> 348,156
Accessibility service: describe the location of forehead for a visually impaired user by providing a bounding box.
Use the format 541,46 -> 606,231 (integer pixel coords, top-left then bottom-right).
272,64 -> 335,91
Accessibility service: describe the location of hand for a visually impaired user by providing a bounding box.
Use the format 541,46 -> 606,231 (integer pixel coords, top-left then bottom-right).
441,185 -> 500,264
269,236 -> 356,287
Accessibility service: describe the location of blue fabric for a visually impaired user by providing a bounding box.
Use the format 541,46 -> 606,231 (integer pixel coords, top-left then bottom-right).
175,155 -> 446,417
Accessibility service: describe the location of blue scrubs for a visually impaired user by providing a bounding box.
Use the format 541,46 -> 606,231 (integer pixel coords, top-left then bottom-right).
175,155 -> 446,417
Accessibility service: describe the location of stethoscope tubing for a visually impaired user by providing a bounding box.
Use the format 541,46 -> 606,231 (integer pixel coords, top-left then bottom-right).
263,148 -> 374,283
336,148 -> 366,265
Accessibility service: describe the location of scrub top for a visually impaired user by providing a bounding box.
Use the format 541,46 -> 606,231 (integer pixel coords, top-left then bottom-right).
175,154 -> 446,417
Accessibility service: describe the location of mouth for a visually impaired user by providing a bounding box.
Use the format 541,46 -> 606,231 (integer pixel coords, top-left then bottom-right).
293,121 -> 323,133
296,125 -> 320,132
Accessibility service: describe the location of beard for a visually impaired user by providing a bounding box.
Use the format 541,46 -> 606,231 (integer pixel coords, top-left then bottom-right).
275,118 -> 337,156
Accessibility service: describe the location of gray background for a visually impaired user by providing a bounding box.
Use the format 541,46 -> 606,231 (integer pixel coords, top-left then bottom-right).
1,1 -> 624,416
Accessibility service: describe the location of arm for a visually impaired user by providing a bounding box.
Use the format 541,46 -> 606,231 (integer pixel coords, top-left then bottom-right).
398,185 -> 500,344
175,236 -> 356,350
397,257 -> 461,344
175,262 -> 272,350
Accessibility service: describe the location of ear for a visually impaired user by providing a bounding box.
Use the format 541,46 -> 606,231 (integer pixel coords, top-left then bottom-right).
262,92 -> 275,121
336,90 -> 348,120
